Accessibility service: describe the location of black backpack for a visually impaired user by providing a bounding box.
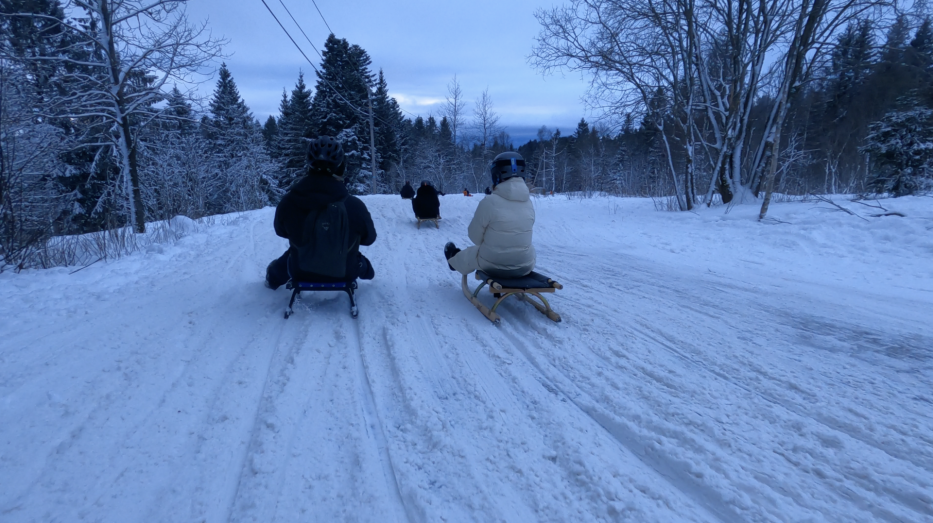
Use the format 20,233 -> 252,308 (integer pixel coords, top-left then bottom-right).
295,197 -> 353,278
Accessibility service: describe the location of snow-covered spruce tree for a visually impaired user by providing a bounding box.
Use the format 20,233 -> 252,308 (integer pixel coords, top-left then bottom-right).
275,71 -> 313,188
372,69 -> 403,190
0,58 -> 70,271
309,35 -> 375,195
261,115 -> 278,152
136,85 -> 214,220
861,104 -> 933,196
3,0 -> 223,232
201,64 -> 279,213
408,115 -> 458,192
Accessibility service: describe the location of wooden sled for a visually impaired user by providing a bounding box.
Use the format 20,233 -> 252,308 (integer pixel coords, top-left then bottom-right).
462,270 -> 563,326
417,217 -> 440,229
284,280 -> 358,319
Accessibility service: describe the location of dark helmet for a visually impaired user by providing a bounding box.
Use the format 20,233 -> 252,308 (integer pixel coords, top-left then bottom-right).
490,152 -> 525,187
307,136 -> 346,176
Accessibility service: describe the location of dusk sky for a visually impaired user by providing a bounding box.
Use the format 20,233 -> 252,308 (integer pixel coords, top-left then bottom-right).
185,0 -> 592,145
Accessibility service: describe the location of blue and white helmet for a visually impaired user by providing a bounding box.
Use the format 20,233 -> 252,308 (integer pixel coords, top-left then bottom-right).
490,152 -> 525,187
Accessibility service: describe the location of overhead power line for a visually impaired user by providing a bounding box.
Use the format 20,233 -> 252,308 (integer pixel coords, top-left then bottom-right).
279,0 -> 421,120
260,0 -> 420,124
259,0 -> 380,124
276,0 -> 324,60
309,0 -> 334,35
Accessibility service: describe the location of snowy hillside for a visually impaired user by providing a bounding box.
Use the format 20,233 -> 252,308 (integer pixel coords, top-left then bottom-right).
1,195 -> 932,522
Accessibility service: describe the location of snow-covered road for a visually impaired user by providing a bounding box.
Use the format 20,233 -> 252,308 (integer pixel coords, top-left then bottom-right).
2,195 -> 931,522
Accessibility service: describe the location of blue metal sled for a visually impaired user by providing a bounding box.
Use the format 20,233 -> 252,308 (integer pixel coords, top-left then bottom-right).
284,280 -> 358,319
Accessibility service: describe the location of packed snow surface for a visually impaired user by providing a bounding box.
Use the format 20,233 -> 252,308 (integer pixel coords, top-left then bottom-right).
2,195 -> 932,522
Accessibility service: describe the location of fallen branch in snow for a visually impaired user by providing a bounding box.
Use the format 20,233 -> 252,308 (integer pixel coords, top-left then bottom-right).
812,195 -> 869,221
68,257 -> 102,275
851,198 -> 889,212
870,212 -> 906,218
761,217 -> 792,225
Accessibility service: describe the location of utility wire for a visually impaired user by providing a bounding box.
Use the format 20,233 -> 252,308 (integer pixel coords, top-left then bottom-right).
262,0 -> 421,124
281,0 -> 421,120
309,0 -> 334,35
277,0 -> 324,60
259,0 -> 386,125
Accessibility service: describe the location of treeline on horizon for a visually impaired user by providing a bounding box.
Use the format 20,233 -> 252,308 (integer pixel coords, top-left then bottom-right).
2,0 -> 932,270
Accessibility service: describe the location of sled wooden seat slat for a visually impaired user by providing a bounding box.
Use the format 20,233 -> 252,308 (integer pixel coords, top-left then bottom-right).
417,217 -> 440,229
462,271 -> 562,325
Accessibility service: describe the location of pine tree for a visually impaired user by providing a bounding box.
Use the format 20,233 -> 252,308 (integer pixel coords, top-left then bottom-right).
909,17 -> 933,103
267,71 -> 315,188
138,88 -> 204,220
309,35 -> 375,194
862,104 -> 933,195
207,64 -> 251,130
272,89 -> 290,161
276,71 -> 314,185
262,115 -> 278,151
0,57 -> 69,269
203,64 -> 277,211
0,0 -> 72,102
164,86 -> 196,134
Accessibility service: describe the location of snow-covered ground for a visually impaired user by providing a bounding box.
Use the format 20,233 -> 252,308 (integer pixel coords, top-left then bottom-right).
1,194 -> 932,522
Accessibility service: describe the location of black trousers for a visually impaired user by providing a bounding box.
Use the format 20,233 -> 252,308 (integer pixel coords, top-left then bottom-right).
266,249 -> 374,290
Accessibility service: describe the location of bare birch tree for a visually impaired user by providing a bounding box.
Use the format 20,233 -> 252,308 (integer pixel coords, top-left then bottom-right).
472,87 -> 501,168
756,0 -> 891,219
533,0 -> 891,211
444,74 -> 467,146
4,0 -> 223,232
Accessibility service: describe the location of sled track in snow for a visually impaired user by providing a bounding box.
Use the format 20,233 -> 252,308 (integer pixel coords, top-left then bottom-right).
349,313 -> 412,523
497,318 -> 742,523
224,312 -> 313,522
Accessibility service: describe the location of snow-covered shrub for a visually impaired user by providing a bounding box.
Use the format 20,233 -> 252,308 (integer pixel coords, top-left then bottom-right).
861,106 -> 933,196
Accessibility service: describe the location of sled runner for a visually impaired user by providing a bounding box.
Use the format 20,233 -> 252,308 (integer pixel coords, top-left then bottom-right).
284,280 -> 358,319
462,270 -> 563,326
417,217 -> 441,229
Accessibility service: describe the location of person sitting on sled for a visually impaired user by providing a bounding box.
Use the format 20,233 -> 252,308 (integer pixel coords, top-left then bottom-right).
265,136 -> 377,289
400,180 -> 415,199
411,180 -> 441,219
462,188 -> 473,196
444,152 -> 535,278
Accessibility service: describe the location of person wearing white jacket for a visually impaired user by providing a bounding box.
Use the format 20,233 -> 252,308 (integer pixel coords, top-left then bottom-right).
445,152 -> 536,278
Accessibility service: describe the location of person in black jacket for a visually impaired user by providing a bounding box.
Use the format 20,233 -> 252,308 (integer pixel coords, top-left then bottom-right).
400,181 -> 415,199
411,181 -> 440,219
265,137 -> 377,289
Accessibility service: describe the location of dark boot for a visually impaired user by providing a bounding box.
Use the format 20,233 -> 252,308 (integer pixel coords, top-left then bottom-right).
358,254 -> 375,280
265,251 -> 291,290
444,242 -> 460,271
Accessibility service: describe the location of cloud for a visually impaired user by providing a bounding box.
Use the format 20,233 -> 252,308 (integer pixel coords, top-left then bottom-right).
393,93 -> 445,108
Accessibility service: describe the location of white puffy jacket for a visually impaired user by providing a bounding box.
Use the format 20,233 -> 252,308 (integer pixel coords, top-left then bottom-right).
464,176 -> 536,277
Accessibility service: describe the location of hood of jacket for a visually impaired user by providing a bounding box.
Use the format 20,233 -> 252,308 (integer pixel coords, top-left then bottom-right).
287,174 -> 349,208
494,177 -> 530,202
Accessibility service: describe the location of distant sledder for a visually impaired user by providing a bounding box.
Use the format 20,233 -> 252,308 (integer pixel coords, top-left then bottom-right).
444,152 -> 562,325
411,181 -> 441,229
399,180 -> 415,199
265,136 -> 377,319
